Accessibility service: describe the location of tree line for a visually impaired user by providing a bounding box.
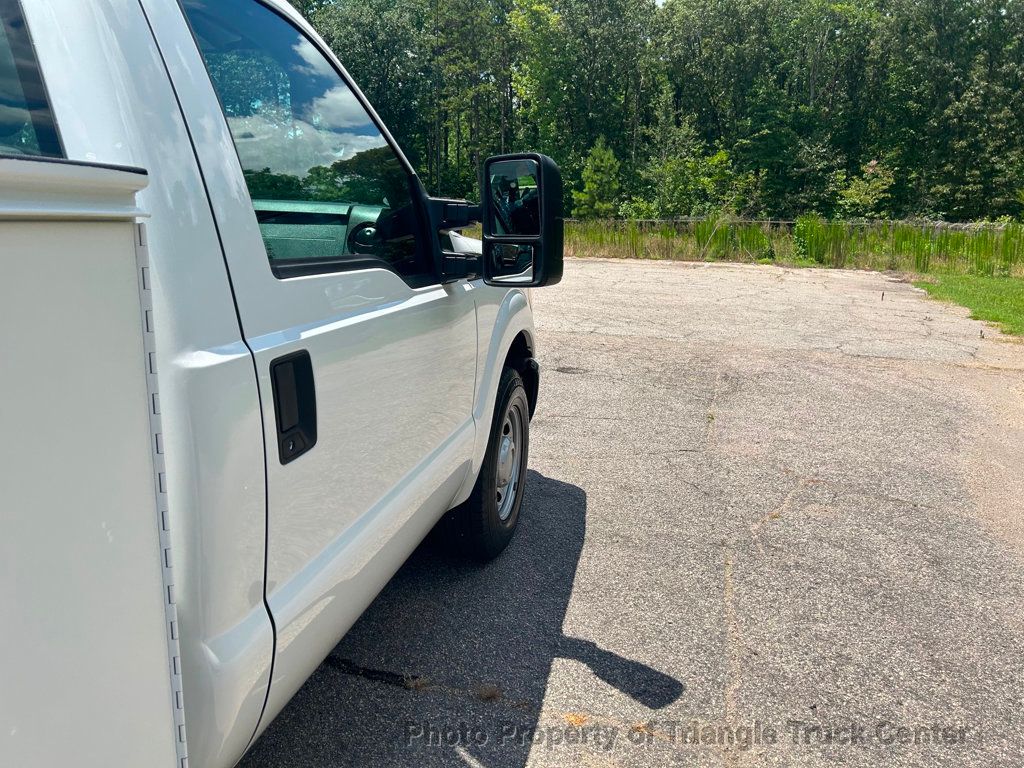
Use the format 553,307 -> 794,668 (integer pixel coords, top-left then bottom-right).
292,0 -> 1024,222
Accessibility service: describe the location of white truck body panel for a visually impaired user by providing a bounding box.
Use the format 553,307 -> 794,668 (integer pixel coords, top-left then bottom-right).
137,0 -> 487,728
0,160 -> 179,767
4,2 -> 545,766
23,1 -> 275,762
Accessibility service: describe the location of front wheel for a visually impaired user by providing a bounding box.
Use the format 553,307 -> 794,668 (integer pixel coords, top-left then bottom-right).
451,367 -> 530,560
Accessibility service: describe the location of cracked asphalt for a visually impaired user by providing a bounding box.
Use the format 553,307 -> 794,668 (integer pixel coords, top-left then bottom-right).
242,259 -> 1024,767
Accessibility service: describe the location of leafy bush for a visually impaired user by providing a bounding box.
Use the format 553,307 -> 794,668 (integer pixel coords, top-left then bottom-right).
793,215 -> 824,262
838,161 -> 895,219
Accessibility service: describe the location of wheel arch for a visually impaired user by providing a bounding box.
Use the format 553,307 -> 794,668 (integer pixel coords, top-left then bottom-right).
503,330 -> 538,419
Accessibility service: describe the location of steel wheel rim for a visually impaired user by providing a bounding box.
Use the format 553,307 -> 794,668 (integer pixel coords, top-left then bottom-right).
495,400 -> 524,522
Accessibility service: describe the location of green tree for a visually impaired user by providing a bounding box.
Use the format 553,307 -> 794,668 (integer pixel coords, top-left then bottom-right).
624,84 -> 752,217
293,0 -> 1024,223
310,0 -> 431,173
573,138 -> 621,218
837,160 -> 895,219
512,0 -> 659,199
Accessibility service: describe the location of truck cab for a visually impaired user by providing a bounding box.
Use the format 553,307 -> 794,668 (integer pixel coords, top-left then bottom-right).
0,1 -> 562,766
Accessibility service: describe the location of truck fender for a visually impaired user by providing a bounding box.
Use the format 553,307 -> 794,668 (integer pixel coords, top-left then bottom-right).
453,287 -> 536,505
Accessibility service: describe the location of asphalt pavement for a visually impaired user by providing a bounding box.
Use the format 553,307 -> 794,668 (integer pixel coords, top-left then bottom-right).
243,258 -> 1024,767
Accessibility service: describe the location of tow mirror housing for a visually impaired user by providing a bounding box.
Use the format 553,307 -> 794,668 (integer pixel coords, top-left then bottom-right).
481,153 -> 563,287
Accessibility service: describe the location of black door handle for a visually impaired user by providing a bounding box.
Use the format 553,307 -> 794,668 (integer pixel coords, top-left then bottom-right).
270,350 -> 317,464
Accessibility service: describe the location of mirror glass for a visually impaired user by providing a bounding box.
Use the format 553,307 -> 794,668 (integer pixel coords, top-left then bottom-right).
488,159 -> 541,237
487,243 -> 536,284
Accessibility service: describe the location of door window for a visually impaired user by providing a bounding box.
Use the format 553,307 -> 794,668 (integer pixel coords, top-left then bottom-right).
0,0 -> 61,157
182,0 -> 427,280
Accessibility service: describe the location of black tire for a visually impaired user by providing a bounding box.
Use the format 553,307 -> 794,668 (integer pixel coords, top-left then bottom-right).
450,367 -> 530,560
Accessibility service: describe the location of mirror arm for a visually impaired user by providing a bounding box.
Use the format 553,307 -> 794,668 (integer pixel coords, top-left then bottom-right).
440,252 -> 481,283
427,197 -> 483,282
429,197 -> 482,230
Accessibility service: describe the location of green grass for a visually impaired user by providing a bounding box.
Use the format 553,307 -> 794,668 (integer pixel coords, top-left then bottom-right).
564,217 -> 1024,278
915,275 -> 1024,335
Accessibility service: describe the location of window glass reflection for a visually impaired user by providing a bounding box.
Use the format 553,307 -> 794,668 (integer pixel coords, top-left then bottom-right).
0,0 -> 61,157
184,0 -> 423,276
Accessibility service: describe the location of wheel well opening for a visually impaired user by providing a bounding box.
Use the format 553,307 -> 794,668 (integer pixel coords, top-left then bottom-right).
504,332 -> 538,418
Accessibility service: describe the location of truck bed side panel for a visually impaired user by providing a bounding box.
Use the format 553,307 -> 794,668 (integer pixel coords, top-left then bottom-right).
0,160 -> 179,768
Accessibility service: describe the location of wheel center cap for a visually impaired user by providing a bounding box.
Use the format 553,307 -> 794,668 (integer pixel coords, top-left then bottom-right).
497,434 -> 516,487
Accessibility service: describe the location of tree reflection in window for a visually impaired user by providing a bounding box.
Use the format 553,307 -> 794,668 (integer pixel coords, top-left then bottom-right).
185,0 -> 423,276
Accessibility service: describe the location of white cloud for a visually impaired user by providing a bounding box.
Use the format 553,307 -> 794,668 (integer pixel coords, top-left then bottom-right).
305,85 -> 372,131
228,114 -> 386,178
291,38 -> 337,79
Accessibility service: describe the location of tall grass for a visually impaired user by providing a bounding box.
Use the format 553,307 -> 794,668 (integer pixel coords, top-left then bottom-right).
563,217 -> 1024,278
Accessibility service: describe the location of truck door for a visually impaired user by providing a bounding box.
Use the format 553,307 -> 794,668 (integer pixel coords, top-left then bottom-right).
143,0 -> 478,718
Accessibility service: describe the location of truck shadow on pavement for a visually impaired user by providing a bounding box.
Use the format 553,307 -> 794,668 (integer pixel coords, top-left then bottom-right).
243,471 -> 683,767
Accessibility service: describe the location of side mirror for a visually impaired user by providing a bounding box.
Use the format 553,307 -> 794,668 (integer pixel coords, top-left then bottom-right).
481,153 -> 563,287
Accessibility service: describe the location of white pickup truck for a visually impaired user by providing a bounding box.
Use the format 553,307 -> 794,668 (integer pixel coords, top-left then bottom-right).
0,1 -> 562,766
